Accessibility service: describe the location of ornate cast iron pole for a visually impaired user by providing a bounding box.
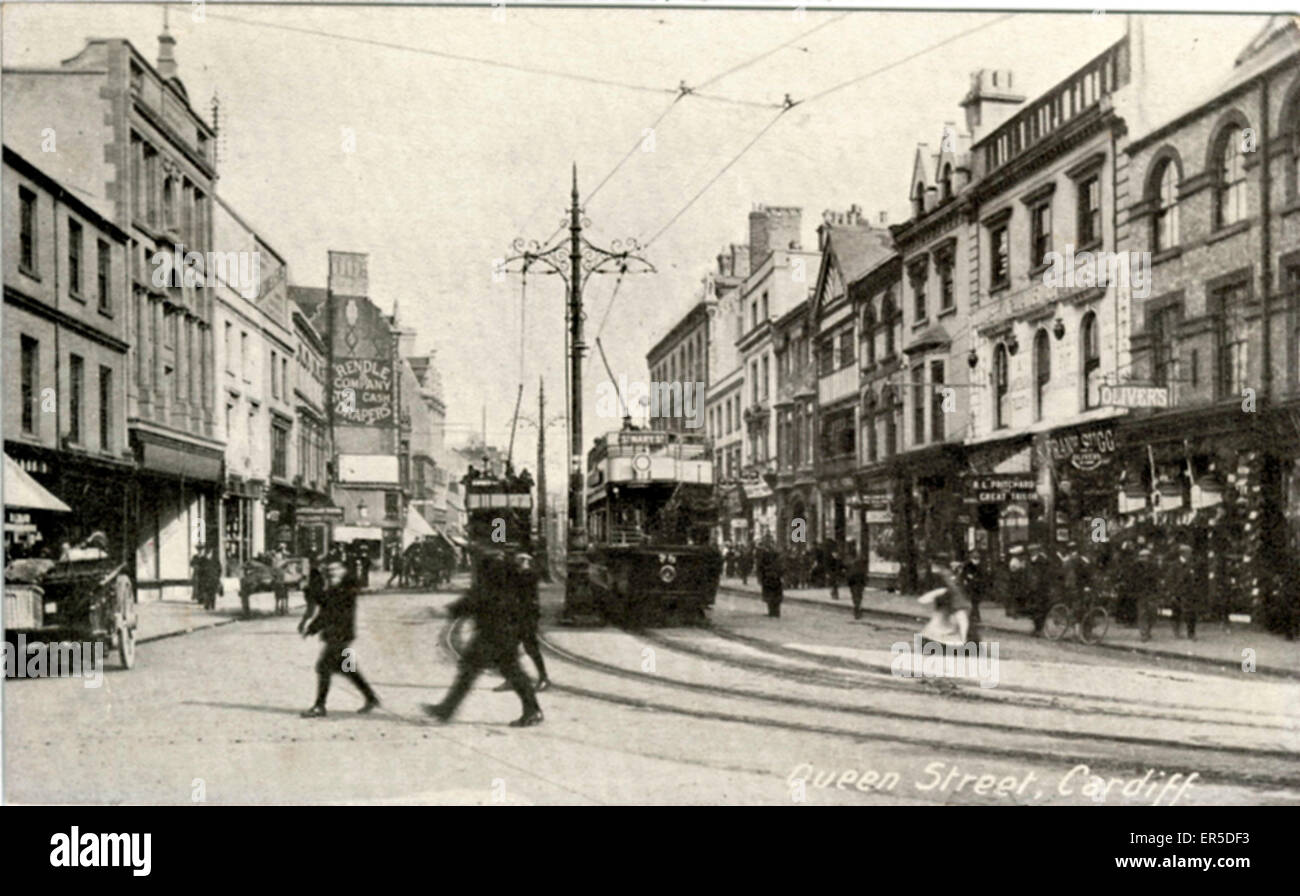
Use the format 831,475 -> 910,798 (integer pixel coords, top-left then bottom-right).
501,164 -> 654,622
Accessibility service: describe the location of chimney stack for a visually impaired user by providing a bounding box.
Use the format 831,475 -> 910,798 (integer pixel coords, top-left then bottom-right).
959,69 -> 1024,145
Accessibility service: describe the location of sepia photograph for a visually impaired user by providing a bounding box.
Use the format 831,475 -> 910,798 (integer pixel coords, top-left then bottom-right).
1,0 -> 1297,827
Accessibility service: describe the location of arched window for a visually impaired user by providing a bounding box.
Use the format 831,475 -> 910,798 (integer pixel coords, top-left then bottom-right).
162,175 -> 176,231
994,343 -> 1010,429
1034,329 -> 1051,422
1285,86 -> 1300,198
1214,127 -> 1248,229
941,164 -> 954,201
1152,158 -> 1180,251
1081,311 -> 1101,410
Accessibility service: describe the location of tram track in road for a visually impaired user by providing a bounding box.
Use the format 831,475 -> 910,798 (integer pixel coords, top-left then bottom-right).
651,625 -> 1299,735
524,625 -> 1300,792
717,584 -> 1300,681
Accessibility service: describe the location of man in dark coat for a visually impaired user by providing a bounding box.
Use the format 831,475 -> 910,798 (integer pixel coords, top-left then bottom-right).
301,559 -> 380,717
844,546 -> 867,620
1167,544 -> 1199,639
299,552 -> 326,635
494,548 -> 550,692
1026,547 -> 1052,636
425,546 -> 543,727
756,536 -> 785,618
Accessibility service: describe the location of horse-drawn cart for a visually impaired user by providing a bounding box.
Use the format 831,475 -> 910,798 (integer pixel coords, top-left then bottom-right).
4,454 -> 138,671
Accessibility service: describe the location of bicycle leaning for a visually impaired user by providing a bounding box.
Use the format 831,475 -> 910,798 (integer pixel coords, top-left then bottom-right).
1042,584 -> 1111,645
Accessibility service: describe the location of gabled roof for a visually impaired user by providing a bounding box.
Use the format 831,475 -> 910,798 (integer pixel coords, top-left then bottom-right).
909,144 -> 931,197
812,226 -> 894,322
1235,14 -> 1300,67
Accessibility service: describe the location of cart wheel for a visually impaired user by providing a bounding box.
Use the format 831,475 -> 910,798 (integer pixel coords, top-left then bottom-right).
117,623 -> 136,669
1079,606 -> 1110,645
114,574 -> 137,629
1043,603 -> 1071,641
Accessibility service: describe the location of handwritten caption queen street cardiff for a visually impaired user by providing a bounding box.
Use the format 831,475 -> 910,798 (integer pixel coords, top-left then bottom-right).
788,762 -> 1199,805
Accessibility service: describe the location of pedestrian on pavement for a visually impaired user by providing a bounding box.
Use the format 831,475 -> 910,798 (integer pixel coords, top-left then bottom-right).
738,545 -> 753,586
387,549 -> 405,589
845,546 -> 867,620
827,542 -> 843,601
1168,544 -> 1199,639
358,545 -> 372,589
425,546 -> 544,727
1134,545 -> 1158,641
960,554 -> 985,625
1027,546 -> 1052,637
301,559 -> 380,718
756,535 -> 785,618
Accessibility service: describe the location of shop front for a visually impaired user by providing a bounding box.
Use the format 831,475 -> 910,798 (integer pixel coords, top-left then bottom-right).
222,476 -> 263,575
1115,401 -> 1296,629
132,430 -> 223,601
851,469 -> 897,588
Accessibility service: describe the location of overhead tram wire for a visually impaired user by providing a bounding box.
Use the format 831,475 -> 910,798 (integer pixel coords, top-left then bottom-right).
197,7 -> 776,110
589,14 -> 1023,337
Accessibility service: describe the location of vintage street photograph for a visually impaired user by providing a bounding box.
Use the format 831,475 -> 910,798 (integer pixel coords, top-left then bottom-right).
2,2 -> 1298,811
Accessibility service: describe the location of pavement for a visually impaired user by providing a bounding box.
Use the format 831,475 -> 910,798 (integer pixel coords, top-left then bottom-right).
719,577 -> 1300,678
137,587 -> 309,643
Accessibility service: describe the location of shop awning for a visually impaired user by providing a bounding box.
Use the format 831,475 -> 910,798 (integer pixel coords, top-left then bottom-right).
401,507 -> 436,548
449,534 -> 468,547
4,454 -> 70,512
333,525 -> 383,541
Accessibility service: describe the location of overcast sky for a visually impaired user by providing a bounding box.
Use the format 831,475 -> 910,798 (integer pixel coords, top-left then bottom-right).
2,3 -> 1268,487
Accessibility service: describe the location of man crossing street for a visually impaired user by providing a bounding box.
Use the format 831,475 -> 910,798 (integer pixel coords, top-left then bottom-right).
301,559 -> 380,718
425,545 -> 543,727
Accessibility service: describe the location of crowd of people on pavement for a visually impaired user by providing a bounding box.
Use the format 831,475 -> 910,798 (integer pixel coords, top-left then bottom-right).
715,509 -> 1296,644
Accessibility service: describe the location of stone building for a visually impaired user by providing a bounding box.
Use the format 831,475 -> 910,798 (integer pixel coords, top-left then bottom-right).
4,28 -> 222,600
1120,16 -> 1300,628
3,148 -> 134,562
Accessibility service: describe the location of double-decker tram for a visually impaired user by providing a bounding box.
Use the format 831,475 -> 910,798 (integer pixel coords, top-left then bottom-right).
584,427 -> 722,624
462,465 -> 536,587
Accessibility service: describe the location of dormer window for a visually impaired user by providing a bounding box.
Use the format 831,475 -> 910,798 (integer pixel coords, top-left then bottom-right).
911,183 -> 925,219
941,164 -> 954,201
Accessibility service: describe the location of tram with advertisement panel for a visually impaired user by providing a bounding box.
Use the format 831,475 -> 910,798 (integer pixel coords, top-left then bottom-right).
585,427 -> 721,624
